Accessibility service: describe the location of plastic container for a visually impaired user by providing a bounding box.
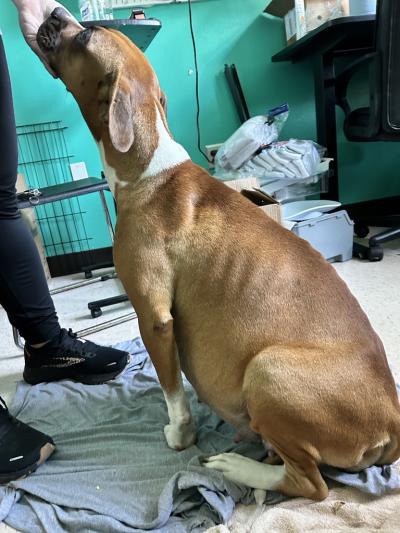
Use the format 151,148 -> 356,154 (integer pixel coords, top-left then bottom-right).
103,0 -> 114,20
79,0 -> 95,21
291,210 -> 354,262
267,170 -> 329,202
97,0 -> 114,20
349,0 -> 376,16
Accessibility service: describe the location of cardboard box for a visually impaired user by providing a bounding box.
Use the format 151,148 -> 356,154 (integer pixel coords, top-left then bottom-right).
265,0 -> 350,43
305,0 -> 349,32
223,177 -> 283,225
284,8 -> 297,43
16,174 -> 51,280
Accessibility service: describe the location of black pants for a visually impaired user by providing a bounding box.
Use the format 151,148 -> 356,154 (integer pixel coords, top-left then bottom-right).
0,36 -> 60,344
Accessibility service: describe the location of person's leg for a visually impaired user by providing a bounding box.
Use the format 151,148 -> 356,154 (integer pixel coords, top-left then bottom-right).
0,38 -> 55,482
0,35 -> 60,345
0,36 -> 128,385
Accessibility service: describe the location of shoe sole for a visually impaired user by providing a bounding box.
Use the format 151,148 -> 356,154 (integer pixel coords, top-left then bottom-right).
0,442 -> 55,484
23,355 -> 129,386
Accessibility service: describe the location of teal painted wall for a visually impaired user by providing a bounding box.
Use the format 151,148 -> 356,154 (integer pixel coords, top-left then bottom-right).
1,0 -> 399,254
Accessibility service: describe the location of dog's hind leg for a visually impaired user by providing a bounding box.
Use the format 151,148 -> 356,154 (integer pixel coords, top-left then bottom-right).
233,342 -> 399,501
205,345 -> 339,501
204,447 -> 327,501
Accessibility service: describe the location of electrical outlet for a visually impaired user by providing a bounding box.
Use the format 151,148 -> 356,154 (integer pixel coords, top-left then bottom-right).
205,143 -> 222,169
70,162 -> 89,181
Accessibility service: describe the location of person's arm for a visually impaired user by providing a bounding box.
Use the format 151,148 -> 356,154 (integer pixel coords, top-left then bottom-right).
11,0 -> 69,76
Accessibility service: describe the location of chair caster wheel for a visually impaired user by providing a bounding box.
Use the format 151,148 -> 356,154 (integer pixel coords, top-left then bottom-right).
91,308 -> 102,318
368,246 -> 383,261
354,223 -> 369,238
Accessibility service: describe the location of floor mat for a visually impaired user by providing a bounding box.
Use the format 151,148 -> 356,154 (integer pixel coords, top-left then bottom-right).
0,339 -> 262,532
0,338 -> 399,532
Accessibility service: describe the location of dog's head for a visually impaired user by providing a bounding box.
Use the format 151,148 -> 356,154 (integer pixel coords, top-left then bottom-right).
37,7 -> 165,154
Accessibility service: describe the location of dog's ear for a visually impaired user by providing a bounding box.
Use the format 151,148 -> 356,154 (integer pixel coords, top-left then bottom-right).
108,77 -> 134,153
98,74 -> 134,153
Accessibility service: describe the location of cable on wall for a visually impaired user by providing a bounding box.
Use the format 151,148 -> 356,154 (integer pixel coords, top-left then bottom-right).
187,0 -> 210,163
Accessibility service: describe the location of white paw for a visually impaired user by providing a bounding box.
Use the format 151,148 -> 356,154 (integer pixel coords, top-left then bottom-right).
204,452 -> 284,490
164,419 -> 197,450
204,453 -> 263,488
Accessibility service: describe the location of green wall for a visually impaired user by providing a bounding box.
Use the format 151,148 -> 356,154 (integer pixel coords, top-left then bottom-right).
1,0 -> 399,254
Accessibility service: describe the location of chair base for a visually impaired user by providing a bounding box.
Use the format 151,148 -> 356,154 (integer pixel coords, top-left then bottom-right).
353,226 -> 400,261
82,261 -> 114,279
88,294 -> 130,318
353,241 -> 384,261
342,196 -> 400,261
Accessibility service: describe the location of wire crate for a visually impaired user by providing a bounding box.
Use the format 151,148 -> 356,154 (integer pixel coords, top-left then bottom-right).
17,121 -> 95,272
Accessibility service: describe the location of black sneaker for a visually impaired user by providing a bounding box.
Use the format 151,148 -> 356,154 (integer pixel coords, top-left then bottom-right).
23,328 -> 129,385
0,396 -> 55,484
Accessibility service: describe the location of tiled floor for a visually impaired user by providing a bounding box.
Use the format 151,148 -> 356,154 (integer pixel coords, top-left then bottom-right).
1,235 -> 399,532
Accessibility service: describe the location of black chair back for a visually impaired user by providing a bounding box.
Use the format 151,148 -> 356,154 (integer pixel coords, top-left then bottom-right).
375,0 -> 400,133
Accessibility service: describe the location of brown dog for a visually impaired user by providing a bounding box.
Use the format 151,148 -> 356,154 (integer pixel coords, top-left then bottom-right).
37,7 -> 400,502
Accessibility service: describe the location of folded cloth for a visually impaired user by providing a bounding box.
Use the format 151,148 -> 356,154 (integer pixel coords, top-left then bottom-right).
0,338 -> 399,532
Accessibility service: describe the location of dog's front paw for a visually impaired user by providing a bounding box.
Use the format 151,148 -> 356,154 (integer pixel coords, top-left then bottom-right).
164,419 -> 197,451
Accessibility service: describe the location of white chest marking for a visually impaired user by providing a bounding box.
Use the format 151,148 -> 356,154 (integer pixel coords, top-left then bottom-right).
141,106 -> 189,179
97,141 -> 128,197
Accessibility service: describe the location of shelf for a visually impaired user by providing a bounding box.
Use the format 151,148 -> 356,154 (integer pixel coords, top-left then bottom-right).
82,18 -> 161,51
271,15 -> 375,63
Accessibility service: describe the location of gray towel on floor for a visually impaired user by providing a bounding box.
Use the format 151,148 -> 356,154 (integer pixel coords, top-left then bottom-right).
1,338 -> 399,532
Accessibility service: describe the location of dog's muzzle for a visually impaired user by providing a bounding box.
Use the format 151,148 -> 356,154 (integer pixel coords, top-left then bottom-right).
37,7 -> 70,53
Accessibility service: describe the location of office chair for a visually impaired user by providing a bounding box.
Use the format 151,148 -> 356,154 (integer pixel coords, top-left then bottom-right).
335,0 -> 400,261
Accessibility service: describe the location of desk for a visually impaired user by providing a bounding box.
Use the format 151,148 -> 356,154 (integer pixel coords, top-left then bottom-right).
272,15 -> 375,201
17,177 -> 114,275
17,177 -> 109,209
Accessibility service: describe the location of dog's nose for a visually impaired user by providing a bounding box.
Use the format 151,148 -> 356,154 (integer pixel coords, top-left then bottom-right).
48,7 -> 70,31
37,7 -> 70,52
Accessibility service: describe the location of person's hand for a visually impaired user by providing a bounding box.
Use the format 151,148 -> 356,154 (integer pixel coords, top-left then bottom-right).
11,0 -> 71,76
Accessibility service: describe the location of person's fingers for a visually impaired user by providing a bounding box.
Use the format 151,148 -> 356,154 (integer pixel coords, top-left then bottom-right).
13,0 -> 71,77
40,0 -> 65,20
12,0 -> 62,17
